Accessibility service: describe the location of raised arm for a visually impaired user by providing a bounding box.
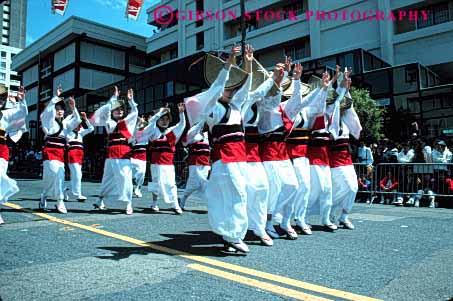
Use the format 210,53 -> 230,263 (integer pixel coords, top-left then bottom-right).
231,44 -> 254,108
139,108 -> 168,142
171,104 -> 187,142
79,112 -> 95,138
123,89 -> 138,136
64,97 -> 82,132
90,86 -> 121,133
184,121 -> 205,146
40,96 -> 59,134
4,87 -> 28,132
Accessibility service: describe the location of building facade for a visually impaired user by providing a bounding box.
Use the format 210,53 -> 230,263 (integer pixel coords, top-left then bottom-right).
1,0 -> 27,49
11,17 -> 148,145
146,0 -> 453,139
0,0 -> 27,95
0,45 -> 21,95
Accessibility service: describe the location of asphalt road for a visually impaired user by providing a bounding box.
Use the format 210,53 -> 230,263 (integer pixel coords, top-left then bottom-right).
1,180 -> 453,300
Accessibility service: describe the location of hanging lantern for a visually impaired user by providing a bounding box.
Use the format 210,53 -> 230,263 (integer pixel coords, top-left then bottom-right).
51,0 -> 69,16
126,0 -> 144,20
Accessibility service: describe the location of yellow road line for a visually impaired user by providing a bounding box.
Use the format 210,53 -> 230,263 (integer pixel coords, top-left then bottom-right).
4,202 -> 381,301
188,264 -> 331,301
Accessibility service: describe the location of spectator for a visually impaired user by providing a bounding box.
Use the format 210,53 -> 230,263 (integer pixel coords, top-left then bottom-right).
406,174 -> 436,208
383,141 -> 399,163
379,171 -> 400,205
432,140 -> 452,172
357,174 -> 371,203
397,142 -> 414,163
413,140 -> 433,174
357,141 -> 373,166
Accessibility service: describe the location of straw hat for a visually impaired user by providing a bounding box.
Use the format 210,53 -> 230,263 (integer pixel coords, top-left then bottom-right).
203,53 -> 248,89
111,98 -> 126,111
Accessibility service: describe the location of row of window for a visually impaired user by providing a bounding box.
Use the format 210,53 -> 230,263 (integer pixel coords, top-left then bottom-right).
394,0 -> 453,34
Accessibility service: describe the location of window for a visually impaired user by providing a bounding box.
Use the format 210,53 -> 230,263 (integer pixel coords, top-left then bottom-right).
166,81 -> 174,97
196,32 -> 204,50
0,61 -> 6,69
170,48 -> 177,59
0,72 -> 5,80
155,84 -> 164,100
405,67 -> 418,83
1,37 -> 8,44
196,0 -> 204,27
1,51 -> 6,58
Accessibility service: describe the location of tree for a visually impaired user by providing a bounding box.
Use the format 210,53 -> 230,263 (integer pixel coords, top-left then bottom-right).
349,87 -> 385,142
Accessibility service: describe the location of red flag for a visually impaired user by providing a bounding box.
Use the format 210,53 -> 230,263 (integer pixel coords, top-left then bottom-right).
126,0 -> 144,20
51,0 -> 69,16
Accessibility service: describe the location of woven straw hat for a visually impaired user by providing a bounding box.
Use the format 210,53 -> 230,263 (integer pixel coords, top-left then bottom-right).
204,53 -> 248,89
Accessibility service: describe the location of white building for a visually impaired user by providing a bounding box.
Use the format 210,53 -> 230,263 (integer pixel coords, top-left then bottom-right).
0,44 -> 21,95
11,16 -> 147,144
146,0 -> 453,139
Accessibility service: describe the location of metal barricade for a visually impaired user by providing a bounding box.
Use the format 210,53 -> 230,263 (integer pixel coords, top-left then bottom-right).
373,163 -> 453,206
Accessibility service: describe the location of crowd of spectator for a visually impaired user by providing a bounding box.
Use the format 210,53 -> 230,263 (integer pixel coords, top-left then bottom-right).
354,137 -> 453,208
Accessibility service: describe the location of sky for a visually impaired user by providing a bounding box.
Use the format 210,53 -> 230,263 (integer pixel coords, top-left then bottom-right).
26,0 -> 160,46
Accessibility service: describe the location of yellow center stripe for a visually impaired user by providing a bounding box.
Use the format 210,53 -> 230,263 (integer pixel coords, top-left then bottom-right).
4,202 -> 381,301
188,264 -> 331,301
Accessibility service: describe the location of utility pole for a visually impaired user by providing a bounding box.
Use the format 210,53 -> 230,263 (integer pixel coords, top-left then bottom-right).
240,0 -> 246,57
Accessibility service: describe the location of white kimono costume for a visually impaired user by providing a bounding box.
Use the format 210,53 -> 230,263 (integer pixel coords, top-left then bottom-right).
180,122 -> 211,208
90,96 -> 138,206
41,97 -> 81,201
328,95 -> 362,222
203,67 -> 251,243
0,99 -> 28,203
240,77 -> 277,237
147,111 -> 186,209
65,118 -> 94,199
258,80 -> 313,229
306,87 -> 346,225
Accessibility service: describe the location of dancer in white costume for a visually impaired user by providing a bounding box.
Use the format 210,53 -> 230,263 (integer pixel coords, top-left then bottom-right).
64,112 -> 94,202
305,67 -> 348,231
148,103 -> 186,214
179,121 -> 210,210
188,45 -> 252,253
0,86 -> 28,225
258,60 -> 317,240
40,87 -> 81,214
130,116 -> 151,198
327,71 -> 362,229
90,86 -> 137,215
240,63 -> 281,246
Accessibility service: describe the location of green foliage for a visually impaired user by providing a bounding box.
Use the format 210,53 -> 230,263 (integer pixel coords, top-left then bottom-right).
349,88 -> 385,142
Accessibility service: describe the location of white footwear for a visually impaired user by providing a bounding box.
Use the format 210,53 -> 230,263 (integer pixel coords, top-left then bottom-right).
407,198 -> 414,206
126,203 -> 133,215
281,226 -> 298,240
255,232 -> 273,246
173,207 -> 183,215
295,220 -> 312,235
133,188 -> 142,198
265,225 -> 280,239
339,219 -> 355,230
93,199 -> 106,210
0,213 -> 4,225
39,193 -> 47,210
323,223 -> 338,231
55,201 -> 67,214
150,205 -> 160,212
226,240 -> 250,253
77,195 -> 87,202
393,198 -> 403,206
414,199 -> 420,207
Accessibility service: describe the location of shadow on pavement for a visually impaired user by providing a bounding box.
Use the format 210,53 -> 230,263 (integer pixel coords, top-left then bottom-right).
96,230 -> 248,260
